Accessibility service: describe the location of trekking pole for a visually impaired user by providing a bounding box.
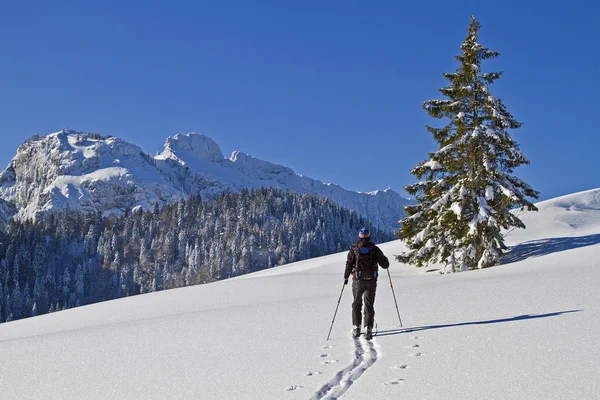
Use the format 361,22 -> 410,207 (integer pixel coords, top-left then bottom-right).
326,283 -> 346,341
387,269 -> 403,327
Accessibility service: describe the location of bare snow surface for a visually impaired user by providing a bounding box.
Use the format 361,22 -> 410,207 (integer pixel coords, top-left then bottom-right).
1,189 -> 600,399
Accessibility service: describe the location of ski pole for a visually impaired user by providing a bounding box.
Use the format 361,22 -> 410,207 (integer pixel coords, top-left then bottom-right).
326,282 -> 346,341
387,269 -> 403,327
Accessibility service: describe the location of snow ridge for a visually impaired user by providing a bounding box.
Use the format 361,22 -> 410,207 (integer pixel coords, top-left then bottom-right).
0,130 -> 412,231
156,133 -> 412,232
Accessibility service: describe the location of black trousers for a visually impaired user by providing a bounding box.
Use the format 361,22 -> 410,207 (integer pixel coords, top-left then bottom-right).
352,278 -> 377,328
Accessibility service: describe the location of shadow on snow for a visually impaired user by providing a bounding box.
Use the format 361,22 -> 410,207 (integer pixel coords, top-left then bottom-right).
376,310 -> 583,337
501,233 -> 600,265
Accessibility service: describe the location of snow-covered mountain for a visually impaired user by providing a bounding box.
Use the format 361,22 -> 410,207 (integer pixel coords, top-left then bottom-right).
155,132 -> 411,231
0,132 -> 183,221
0,130 -> 411,231
1,189 -> 599,399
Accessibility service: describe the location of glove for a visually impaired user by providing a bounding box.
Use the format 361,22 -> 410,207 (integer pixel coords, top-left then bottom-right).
344,278 -> 349,285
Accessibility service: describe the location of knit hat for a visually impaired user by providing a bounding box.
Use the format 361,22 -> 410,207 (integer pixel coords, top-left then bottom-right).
358,228 -> 370,240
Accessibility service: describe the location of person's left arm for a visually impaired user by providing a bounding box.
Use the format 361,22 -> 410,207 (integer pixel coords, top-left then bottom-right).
375,246 -> 389,269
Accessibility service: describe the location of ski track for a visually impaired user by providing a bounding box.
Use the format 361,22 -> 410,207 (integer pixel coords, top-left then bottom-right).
309,337 -> 379,400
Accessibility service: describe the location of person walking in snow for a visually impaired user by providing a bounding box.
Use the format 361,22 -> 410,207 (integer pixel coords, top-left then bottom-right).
344,228 -> 389,340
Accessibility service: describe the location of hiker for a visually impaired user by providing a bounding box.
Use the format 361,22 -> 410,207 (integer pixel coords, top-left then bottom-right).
344,228 -> 389,340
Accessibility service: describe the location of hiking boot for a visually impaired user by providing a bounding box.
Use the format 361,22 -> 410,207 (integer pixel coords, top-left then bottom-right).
352,325 -> 361,338
364,327 -> 373,340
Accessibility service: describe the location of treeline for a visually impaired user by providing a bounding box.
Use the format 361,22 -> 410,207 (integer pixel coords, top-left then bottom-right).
0,187 -> 393,323
25,130 -> 112,144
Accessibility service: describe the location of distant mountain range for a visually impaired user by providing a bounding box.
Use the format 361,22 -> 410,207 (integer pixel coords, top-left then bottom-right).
0,130 -> 412,231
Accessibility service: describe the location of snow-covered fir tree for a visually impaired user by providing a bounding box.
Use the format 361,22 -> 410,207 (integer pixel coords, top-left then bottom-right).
397,16 -> 539,272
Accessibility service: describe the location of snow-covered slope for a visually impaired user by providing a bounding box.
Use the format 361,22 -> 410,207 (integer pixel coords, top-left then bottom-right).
1,189 -> 599,399
506,188 -> 600,243
0,131 -> 411,230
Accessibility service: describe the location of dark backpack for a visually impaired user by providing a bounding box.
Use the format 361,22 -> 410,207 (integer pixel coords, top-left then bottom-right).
353,243 -> 378,280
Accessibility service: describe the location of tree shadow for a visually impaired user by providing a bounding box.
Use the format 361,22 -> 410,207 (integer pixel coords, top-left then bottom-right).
501,233 -> 600,265
376,310 -> 582,337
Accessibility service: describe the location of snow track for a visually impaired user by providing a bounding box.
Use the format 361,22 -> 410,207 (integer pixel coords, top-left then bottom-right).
310,337 -> 379,400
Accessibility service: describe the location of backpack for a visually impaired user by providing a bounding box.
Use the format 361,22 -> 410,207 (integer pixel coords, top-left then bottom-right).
353,243 -> 378,280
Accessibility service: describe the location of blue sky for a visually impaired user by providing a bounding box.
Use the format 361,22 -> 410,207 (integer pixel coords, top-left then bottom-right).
0,0 -> 598,200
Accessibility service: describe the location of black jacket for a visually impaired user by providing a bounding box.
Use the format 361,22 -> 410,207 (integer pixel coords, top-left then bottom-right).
344,240 -> 389,280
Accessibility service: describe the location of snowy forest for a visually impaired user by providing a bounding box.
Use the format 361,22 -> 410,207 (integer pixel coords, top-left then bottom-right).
0,187 -> 392,323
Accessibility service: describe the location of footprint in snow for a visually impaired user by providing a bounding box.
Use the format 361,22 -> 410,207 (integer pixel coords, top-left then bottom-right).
319,354 -> 328,358
323,345 -> 334,349
285,385 -> 303,391
392,364 -> 409,370
306,371 -> 323,377
412,352 -> 423,357
322,359 -> 339,365
384,378 -> 405,385
412,344 -> 421,348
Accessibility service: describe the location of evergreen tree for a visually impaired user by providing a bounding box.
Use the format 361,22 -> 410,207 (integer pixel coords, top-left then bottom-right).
62,267 -> 71,304
4,291 -> 11,321
397,16 -> 539,272
75,264 -> 85,303
23,285 -> 32,318
11,287 -> 21,319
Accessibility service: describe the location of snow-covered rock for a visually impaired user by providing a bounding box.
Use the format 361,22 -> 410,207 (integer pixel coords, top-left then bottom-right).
0,131 -> 412,231
0,131 -> 183,222
160,133 -> 225,163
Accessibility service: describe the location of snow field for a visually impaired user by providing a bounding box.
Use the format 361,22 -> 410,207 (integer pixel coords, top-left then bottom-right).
1,189 -> 600,399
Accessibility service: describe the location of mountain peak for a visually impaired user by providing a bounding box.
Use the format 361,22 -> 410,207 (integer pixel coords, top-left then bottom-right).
159,133 -> 224,163
1,130 -> 411,231
0,131 -> 183,222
